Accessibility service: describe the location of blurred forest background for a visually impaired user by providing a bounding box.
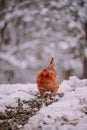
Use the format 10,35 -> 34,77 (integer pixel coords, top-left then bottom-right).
0,0 -> 87,84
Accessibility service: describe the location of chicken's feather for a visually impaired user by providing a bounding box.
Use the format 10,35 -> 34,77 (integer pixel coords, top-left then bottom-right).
36,57 -> 60,97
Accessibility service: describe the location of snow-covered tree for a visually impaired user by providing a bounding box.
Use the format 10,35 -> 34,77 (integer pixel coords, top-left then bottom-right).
0,0 -> 87,83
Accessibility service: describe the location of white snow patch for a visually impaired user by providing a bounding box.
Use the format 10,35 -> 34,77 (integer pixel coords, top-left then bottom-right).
0,83 -> 37,112
0,76 -> 87,130
22,76 -> 87,130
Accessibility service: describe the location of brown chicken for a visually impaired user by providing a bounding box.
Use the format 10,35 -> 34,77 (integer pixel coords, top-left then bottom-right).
36,57 -> 60,98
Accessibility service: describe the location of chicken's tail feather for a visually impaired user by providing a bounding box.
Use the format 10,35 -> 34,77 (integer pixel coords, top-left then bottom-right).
50,57 -> 54,65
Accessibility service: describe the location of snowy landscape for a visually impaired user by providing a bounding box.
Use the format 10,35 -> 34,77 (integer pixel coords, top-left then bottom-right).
0,76 -> 87,130
0,0 -> 87,130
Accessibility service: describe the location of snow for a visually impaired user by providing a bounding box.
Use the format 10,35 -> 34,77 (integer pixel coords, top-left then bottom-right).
0,53 -> 28,69
0,83 -> 37,112
23,76 -> 87,130
0,0 -> 87,83
0,76 -> 87,130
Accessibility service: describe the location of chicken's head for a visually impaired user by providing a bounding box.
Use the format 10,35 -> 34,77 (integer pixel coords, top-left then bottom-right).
42,67 -> 48,76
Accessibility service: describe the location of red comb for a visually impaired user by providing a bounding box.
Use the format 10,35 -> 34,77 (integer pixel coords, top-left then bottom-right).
42,68 -> 48,76
43,67 -> 47,72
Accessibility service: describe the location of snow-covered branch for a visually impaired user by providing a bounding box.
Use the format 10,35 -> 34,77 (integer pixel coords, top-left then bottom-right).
0,53 -> 28,69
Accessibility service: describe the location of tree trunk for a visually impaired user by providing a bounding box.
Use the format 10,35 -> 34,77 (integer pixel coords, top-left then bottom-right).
83,22 -> 87,78
83,58 -> 87,78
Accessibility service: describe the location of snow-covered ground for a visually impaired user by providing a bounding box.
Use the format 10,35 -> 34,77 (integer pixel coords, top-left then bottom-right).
0,76 -> 87,130
0,83 -> 37,112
